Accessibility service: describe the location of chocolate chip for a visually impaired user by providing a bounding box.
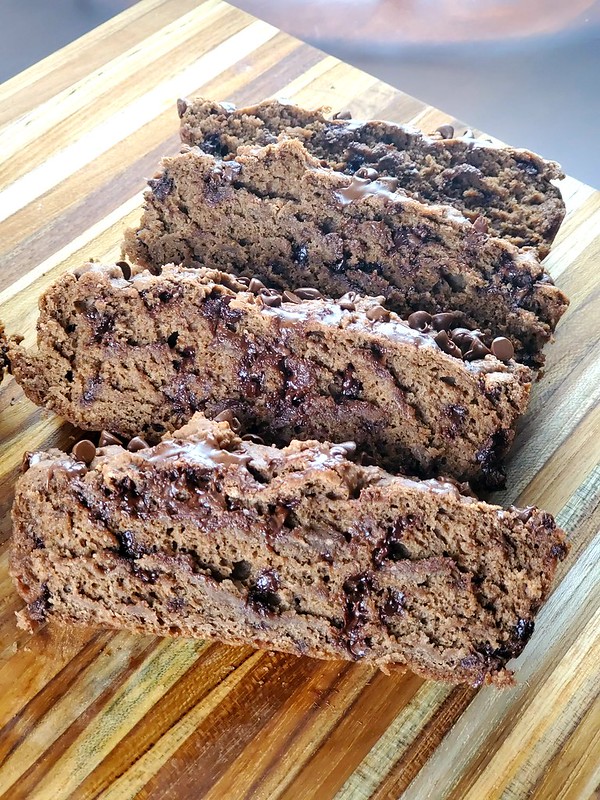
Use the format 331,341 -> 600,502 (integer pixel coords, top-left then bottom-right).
282,290 -> 302,304
72,439 -> 96,464
451,328 -> 490,360
294,287 -> 321,300
434,330 -> 463,359
147,174 -> 174,200
259,289 -> 282,308
342,574 -> 372,658
115,261 -> 132,280
510,505 -> 535,523
248,278 -> 266,294
117,530 -> 146,560
330,441 -> 357,458
464,338 -> 491,360
550,542 -> 568,559
407,310 -> 432,331
127,436 -> 149,452
341,365 -> 362,399
98,430 -> 122,447
366,304 -> 390,322
491,337 -> 514,361
355,167 -> 379,181
292,244 -> 309,265
373,516 -> 415,568
21,452 -> 35,472
48,460 -> 88,481
436,124 -> 455,139
333,110 -> 352,120
379,588 -> 406,624
431,312 -> 458,331
177,98 -> 188,118
242,433 -> 265,444
472,216 -> 489,234
339,291 -> 358,311
450,327 -> 474,347
247,569 -> 281,615
28,586 -> 50,623
514,618 -> 534,643
214,410 -> 242,433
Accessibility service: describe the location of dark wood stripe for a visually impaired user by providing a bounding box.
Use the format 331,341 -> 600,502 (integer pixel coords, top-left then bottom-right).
2,634 -> 159,800
0,630 -> 113,760
278,671 -> 425,800
136,652 -> 332,798
72,643 -> 257,799
212,660 -> 363,799
370,686 -> 477,799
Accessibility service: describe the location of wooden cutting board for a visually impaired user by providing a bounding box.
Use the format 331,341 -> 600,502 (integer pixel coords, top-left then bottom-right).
0,1 -> 598,797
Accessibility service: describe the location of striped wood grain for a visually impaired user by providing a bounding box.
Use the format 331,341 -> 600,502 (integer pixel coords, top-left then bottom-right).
0,2 -> 598,798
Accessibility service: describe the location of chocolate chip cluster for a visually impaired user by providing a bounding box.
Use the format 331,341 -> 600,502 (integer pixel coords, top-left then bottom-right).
407,310 -> 514,362
237,275 -> 323,308
70,430 -> 150,467
239,272 -> 514,363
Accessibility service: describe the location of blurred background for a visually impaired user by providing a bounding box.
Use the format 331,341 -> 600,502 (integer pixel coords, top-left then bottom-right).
0,0 -> 598,186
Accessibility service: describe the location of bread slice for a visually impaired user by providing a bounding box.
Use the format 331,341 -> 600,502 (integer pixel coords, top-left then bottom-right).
10,413 -> 567,687
123,139 -> 568,367
8,263 -> 532,488
178,98 -> 566,257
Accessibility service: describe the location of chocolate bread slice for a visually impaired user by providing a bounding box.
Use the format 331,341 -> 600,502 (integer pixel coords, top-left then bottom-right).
8,263 -> 533,488
10,413 -> 568,687
178,98 -> 566,257
123,139 -> 568,367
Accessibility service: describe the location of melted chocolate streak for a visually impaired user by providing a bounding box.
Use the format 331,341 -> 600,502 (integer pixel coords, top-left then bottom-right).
192,291 -> 484,482
342,574 -> 373,658
69,439 -> 301,618
339,513 -> 537,667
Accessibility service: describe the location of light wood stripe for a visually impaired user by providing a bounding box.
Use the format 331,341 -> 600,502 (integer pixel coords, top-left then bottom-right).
0,18 -> 278,224
530,693 -> 600,800
459,608 -> 600,800
0,0 -> 205,124
52,645 -> 261,799
334,682 -> 455,799
0,194 -> 142,308
0,1 -> 226,166
0,1 -> 598,797
0,632 -> 155,794
8,639 -> 207,800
